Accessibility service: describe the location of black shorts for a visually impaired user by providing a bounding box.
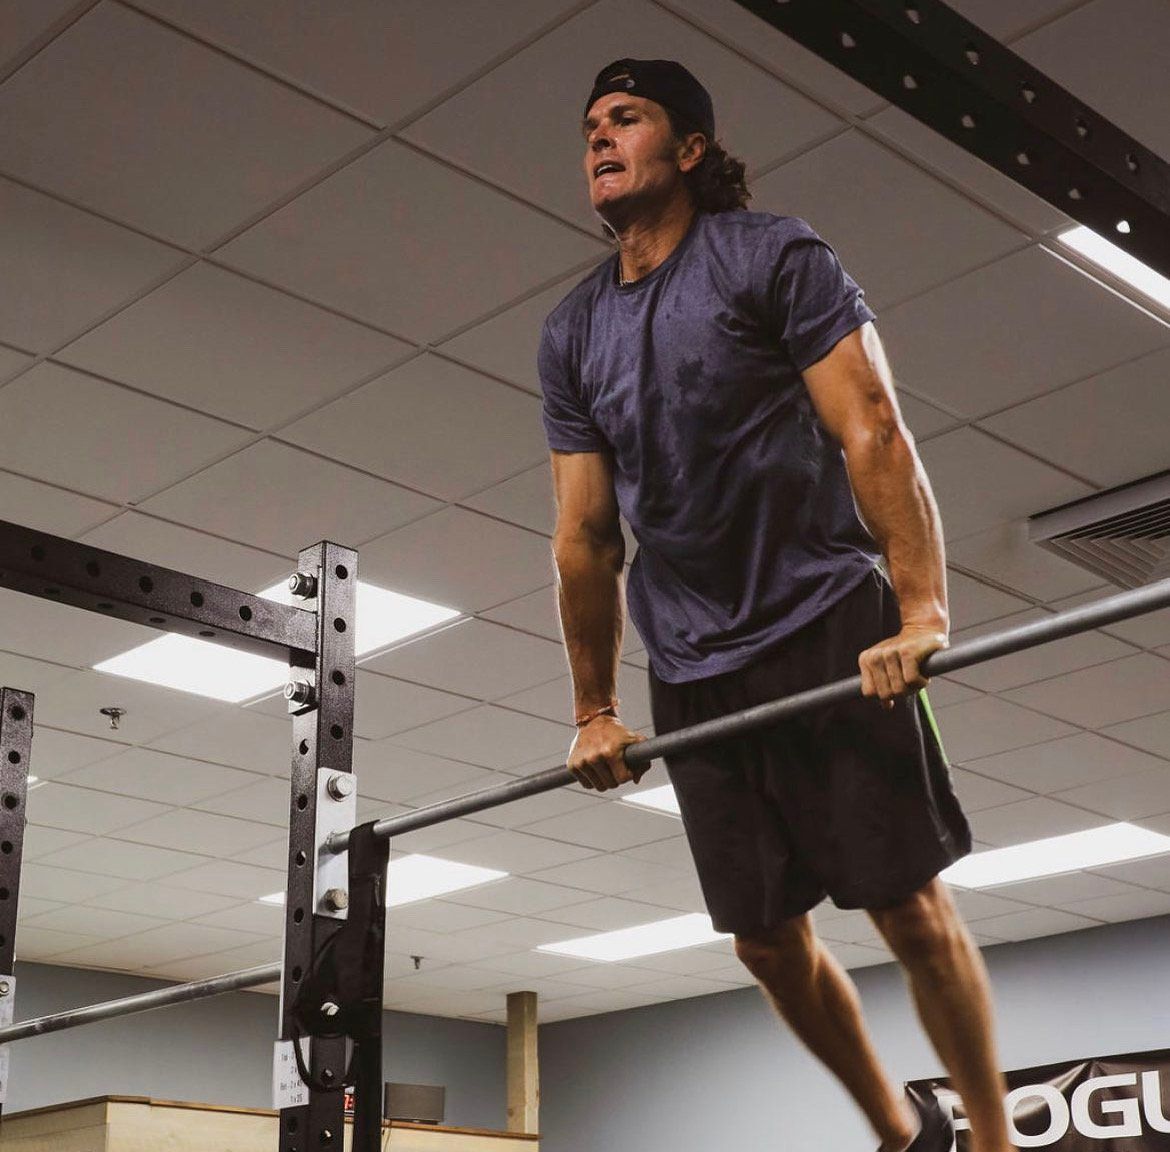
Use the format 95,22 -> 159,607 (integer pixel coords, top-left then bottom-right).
648,569 -> 972,935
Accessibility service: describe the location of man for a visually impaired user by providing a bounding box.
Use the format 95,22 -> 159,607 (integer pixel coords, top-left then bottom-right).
539,59 -> 1013,1152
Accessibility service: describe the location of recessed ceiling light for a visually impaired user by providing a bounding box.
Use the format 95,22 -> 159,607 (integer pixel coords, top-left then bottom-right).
620,784 -> 681,817
1057,225 -> 1170,311
95,580 -> 459,703
259,853 -> 506,909
538,913 -> 729,962
942,823 -> 1170,889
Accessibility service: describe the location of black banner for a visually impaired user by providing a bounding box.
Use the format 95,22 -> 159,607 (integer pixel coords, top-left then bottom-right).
907,1048 -> 1170,1149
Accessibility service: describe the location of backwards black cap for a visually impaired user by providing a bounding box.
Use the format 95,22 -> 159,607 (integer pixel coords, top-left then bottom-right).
585,58 -> 715,140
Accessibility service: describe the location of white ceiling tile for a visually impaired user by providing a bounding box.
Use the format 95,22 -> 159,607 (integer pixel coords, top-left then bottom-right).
0,651 -> 74,702
26,781 -> 168,835
933,696 -> 1076,762
991,871 -> 1140,908
22,825 -> 90,861
192,899 -> 285,936
0,177 -> 184,351
137,0 -> 580,125
1063,887 -> 1170,924
949,0 -> 1088,40
450,916 -> 589,953
949,522 -> 1106,601
1,0 -> 83,68
282,354 -> 545,501
20,861 -> 126,903
384,814 -> 498,858
1093,850 -> 1170,892
626,873 -> 706,913
500,668 -> 652,731
522,802 -> 681,853
968,796 -> 1111,847
947,570 -> 1032,632
621,834 -> 698,870
877,246 -> 1170,418
26,727 -> 125,785
0,345 -> 30,380
349,742 -> 490,805
79,511 -> 292,593
15,896 -> 65,921
949,767 -> 1033,812
944,905 -> 1100,942
897,390 -> 961,441
658,0 -> 884,116
948,619 -> 1135,693
22,904 -> 169,940
752,131 -> 1026,310
0,470 -> 116,537
619,973 -> 742,1002
388,899 -> 509,935
443,876 -> 595,916
390,706 -> 570,772
622,945 -> 738,978
363,619 -> 567,702
481,586 -> 561,642
139,439 -> 439,556
87,880 -> 241,921
1014,0 -> 1170,160
439,272 -> 590,395
60,263 -> 410,431
1104,610 -> 1170,652
117,808 -> 279,855
228,836 -> 288,871
463,463 -> 555,536
0,363 -> 252,504
219,139 -> 607,342
862,106 -> 1070,237
191,776 -> 293,827
353,670 -> 474,740
919,427 -> 1091,541
537,989 -> 668,1020
980,346 -> 1170,490
963,732 -> 1168,794
403,0 -> 844,232
14,925 -> 101,959
34,668 -> 229,744
152,708 -> 292,774
1006,654 -> 1170,729
0,3 -> 372,245
60,747 -> 259,806
36,836 -> 207,881
165,858 -> 285,900
452,781 -> 598,832
1055,767 -> 1170,821
947,889 -> 1036,922
55,921 -> 266,970
440,830 -> 595,874
923,677 -> 982,710
1104,711 -> 1170,760
359,508 -> 553,613
527,852 -> 685,898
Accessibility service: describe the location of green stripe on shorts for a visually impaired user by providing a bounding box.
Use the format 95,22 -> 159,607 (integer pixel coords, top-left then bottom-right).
918,689 -> 949,765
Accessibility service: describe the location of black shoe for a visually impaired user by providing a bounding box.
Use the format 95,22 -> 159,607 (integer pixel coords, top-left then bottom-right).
904,1088 -> 955,1152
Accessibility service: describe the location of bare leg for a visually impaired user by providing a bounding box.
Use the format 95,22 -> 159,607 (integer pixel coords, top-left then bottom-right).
870,879 -> 1012,1152
736,914 -> 917,1150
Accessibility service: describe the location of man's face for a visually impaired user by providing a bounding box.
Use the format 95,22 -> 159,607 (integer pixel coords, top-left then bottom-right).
582,92 -> 687,220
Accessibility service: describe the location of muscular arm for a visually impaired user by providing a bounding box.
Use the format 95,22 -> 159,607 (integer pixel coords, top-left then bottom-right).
802,322 -> 948,698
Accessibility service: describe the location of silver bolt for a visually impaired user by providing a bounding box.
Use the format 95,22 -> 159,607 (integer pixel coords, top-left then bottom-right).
284,680 -> 314,707
288,572 -> 318,599
326,773 -> 355,801
321,1002 -> 340,1018
0,981 -> 9,997
323,888 -> 349,912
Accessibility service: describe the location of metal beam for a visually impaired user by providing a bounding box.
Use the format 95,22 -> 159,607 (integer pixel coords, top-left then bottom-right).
731,0 -> 1170,279
0,963 -> 280,1045
328,576 -> 1170,851
0,519 -> 315,660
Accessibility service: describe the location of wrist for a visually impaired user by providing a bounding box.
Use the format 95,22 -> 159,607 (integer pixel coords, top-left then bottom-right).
575,701 -> 620,727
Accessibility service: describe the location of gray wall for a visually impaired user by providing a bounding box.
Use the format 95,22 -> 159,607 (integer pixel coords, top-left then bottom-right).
540,916 -> 1170,1152
6,961 -> 505,1128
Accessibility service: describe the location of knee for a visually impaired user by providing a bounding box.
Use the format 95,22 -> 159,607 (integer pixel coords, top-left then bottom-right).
872,882 -> 966,972
734,921 -> 816,982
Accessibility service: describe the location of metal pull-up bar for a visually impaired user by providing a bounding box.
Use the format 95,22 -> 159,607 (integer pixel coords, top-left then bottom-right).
1,576 -> 1167,1053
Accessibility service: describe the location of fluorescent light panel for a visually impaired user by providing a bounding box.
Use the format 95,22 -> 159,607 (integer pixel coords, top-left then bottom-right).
95,580 -> 459,703
621,784 -> 681,817
260,853 -> 506,908
942,822 -> 1170,889
539,913 -> 730,962
1058,225 -> 1170,310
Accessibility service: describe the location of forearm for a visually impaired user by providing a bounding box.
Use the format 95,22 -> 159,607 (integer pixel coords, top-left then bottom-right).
844,427 -> 948,633
553,534 -> 626,717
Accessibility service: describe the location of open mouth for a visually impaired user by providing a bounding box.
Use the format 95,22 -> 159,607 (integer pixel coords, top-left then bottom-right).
593,161 -> 625,179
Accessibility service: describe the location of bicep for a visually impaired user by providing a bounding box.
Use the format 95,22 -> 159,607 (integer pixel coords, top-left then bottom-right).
800,322 -> 905,449
551,451 -> 621,545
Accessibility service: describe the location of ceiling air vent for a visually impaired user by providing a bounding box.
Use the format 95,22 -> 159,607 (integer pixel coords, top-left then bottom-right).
1029,471 -> 1170,590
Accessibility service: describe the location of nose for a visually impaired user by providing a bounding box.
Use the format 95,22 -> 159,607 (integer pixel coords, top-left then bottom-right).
587,124 -> 612,151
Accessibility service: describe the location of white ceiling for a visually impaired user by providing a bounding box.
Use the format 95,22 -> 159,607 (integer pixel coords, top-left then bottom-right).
1,0 -> 1170,1027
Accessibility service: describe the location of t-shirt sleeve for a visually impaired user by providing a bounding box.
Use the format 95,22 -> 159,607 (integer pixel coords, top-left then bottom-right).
538,316 -> 606,453
756,219 -> 876,371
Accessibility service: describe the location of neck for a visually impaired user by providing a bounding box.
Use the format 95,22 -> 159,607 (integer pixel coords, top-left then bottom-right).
609,191 -> 697,285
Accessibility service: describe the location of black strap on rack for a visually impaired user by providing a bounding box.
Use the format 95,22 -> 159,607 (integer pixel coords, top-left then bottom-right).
291,821 -> 389,1151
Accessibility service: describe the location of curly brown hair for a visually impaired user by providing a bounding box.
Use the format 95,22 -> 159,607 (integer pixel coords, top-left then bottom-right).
666,108 -> 751,213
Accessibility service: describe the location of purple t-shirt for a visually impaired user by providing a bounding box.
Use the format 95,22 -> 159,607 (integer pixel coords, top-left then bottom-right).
539,210 -> 881,683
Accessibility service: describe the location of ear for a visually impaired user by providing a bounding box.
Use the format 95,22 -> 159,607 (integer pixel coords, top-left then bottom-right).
677,132 -> 707,174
